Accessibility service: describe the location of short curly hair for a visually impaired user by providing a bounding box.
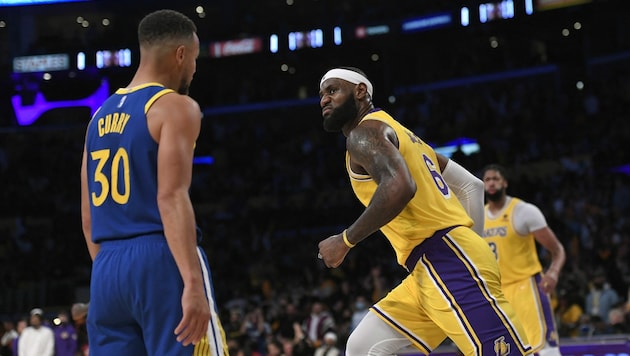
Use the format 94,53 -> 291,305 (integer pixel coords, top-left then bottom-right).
137,9 -> 197,47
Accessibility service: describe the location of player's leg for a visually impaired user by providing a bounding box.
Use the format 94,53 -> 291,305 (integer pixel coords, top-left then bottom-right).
503,275 -> 561,355
195,247 -> 228,356
538,346 -> 562,356
87,241 -> 147,356
346,275 -> 448,356
133,235 -> 197,355
136,237 -> 227,356
346,312 -> 413,355
417,226 -> 532,355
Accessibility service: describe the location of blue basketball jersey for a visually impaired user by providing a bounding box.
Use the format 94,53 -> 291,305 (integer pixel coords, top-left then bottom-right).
85,83 -> 174,243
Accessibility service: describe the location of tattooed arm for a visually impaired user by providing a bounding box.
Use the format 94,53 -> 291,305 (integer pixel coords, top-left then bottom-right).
318,119 -> 415,268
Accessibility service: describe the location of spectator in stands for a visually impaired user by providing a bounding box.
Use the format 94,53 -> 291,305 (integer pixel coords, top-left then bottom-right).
313,331 -> 340,356
585,269 -> 620,325
1,318 -> 18,356
9,318 -> 27,356
18,308 -> 54,356
52,310 -> 77,356
302,300 -> 335,350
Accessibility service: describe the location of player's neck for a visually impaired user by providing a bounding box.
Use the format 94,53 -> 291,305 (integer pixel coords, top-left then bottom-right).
128,63 -> 176,91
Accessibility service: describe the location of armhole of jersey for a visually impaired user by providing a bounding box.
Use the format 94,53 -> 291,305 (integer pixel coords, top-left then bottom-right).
346,153 -> 371,181
144,89 -> 175,114
350,116 -> 403,181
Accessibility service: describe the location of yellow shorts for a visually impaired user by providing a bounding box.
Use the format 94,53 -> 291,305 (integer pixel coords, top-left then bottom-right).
373,226 -> 532,356
502,274 -> 559,353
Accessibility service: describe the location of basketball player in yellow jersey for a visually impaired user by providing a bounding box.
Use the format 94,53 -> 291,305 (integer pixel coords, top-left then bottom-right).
482,164 -> 566,356
317,67 -> 532,356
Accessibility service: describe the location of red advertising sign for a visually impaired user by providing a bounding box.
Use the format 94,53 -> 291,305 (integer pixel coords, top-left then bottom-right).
209,38 -> 263,58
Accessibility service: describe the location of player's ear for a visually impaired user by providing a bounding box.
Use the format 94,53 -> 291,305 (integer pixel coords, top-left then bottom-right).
356,83 -> 368,100
175,45 -> 186,64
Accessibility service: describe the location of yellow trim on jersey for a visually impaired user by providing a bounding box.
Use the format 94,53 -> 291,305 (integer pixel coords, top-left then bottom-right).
144,89 -> 175,114
346,153 -> 371,181
115,82 -> 165,95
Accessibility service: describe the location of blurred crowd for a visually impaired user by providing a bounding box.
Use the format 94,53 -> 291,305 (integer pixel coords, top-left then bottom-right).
1,5 -> 630,354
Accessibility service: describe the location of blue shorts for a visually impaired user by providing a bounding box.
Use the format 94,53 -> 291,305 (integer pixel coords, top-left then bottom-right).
87,234 -> 226,356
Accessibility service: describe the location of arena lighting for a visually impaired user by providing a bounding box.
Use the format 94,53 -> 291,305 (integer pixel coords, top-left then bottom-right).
612,164 -> 630,176
333,26 -> 342,45
96,49 -> 131,69
433,138 -> 480,158
460,7 -> 470,26
479,0 -> 515,23
534,0 -> 592,11
355,24 -> 390,38
525,0 -> 534,14
11,78 -> 109,126
0,0 -> 88,5
288,29 -> 323,51
193,156 -> 214,165
77,52 -> 85,70
401,12 -> 452,33
269,34 -> 279,53
396,65 -> 558,94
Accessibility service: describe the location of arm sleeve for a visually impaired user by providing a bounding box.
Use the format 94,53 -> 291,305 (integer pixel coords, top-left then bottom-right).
442,159 -> 485,236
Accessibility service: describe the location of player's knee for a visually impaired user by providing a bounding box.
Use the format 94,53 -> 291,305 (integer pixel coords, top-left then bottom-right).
346,330 -> 401,356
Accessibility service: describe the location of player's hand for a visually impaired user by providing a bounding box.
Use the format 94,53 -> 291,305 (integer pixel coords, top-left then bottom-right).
318,233 -> 350,268
175,284 -> 210,346
539,270 -> 558,295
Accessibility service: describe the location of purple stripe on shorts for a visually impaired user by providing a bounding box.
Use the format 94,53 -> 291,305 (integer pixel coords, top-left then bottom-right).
418,232 -> 531,355
534,274 -> 559,347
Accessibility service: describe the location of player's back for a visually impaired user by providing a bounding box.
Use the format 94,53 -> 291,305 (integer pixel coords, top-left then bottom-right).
85,83 -> 175,243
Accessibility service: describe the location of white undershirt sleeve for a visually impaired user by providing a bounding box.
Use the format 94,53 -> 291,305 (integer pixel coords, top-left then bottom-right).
512,201 -> 548,235
442,159 -> 485,236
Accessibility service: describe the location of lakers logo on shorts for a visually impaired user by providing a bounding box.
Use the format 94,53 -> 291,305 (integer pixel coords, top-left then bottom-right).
493,336 -> 511,356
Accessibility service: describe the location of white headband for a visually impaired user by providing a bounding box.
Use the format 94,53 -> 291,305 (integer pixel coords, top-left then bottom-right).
320,68 -> 373,98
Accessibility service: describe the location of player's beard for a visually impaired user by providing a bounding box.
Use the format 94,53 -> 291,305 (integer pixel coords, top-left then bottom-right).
178,78 -> 190,95
485,188 -> 505,202
323,96 -> 358,132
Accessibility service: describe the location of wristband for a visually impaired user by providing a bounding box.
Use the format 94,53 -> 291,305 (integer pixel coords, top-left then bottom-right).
342,229 -> 356,248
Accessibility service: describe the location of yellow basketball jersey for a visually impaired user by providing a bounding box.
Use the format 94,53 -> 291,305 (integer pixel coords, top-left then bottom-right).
483,198 -> 543,285
347,110 -> 473,268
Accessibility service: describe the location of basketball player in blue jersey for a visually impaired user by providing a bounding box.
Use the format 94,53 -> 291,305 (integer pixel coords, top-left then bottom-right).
80,9 -> 227,356
317,67 -> 532,355
482,164 -> 566,356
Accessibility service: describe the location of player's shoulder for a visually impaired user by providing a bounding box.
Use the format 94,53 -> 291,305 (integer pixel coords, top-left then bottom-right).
512,197 -> 543,215
151,92 -> 201,118
155,91 -> 199,107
